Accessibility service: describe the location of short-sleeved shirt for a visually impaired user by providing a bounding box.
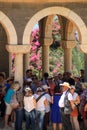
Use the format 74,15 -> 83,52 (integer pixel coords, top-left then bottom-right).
4,88 -> 15,104
44,93 -> 51,112
59,90 -> 73,108
34,93 -> 46,111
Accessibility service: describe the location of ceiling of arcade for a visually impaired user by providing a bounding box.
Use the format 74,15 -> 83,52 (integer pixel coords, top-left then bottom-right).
0,0 -> 87,3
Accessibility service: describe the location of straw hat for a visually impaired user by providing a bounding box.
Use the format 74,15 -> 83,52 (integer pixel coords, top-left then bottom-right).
60,82 -> 71,89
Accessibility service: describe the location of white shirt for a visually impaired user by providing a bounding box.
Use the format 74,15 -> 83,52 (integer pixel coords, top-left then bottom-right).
59,90 -> 73,108
34,93 -> 46,111
44,93 -> 51,113
24,95 -> 35,112
72,92 -> 78,101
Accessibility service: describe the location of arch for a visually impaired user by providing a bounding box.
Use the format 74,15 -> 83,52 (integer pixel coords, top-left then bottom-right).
0,11 -> 17,44
23,6 -> 87,53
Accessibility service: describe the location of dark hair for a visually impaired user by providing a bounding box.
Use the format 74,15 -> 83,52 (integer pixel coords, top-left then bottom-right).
26,69 -> 32,74
0,73 -> 5,79
43,72 -> 49,78
54,87 -> 61,94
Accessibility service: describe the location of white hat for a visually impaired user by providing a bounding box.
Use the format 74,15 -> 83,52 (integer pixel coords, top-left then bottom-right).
25,87 -> 31,92
74,75 -> 80,79
26,78 -> 32,82
70,85 -> 75,90
42,85 -> 50,89
48,76 -> 53,79
36,87 -> 42,92
60,82 -> 71,88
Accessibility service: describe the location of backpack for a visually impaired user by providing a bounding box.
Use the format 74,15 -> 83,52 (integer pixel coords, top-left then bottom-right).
64,91 -> 72,114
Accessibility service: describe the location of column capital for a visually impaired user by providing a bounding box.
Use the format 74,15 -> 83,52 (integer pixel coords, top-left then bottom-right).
61,40 -> 76,49
6,44 -> 31,54
40,38 -> 53,46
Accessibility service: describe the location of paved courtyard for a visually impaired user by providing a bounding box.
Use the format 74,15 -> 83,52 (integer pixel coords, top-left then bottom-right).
0,118 -> 84,130
0,119 -> 54,130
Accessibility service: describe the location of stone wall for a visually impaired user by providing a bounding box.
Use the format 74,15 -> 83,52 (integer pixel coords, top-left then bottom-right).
0,1 -> 87,77
0,2 -> 87,44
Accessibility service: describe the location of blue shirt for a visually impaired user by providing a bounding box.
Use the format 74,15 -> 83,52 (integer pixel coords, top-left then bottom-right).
4,88 -> 15,104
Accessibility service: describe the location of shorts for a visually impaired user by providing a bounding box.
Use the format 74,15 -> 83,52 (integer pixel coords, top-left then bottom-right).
5,102 -> 12,115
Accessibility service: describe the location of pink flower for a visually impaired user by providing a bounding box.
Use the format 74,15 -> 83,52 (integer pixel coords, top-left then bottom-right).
56,25 -> 60,30
30,65 -> 34,69
35,41 -> 40,46
57,63 -> 61,67
37,66 -> 41,70
53,68 -> 57,73
30,54 -> 37,61
12,53 -> 15,60
31,46 -> 37,51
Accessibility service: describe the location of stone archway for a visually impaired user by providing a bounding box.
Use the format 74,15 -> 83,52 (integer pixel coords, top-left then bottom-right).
0,11 -> 17,76
0,11 -> 17,44
23,6 -> 87,53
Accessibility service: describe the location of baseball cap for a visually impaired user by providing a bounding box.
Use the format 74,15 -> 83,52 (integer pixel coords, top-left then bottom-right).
70,85 -> 75,90
42,85 -> 50,89
36,87 -> 42,92
25,87 -> 31,92
26,78 -> 32,82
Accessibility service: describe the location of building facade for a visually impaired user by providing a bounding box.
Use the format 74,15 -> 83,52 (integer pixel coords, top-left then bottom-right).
0,0 -> 87,85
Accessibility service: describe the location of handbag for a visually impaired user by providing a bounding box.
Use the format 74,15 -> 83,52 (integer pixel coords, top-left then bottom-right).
10,93 -> 19,109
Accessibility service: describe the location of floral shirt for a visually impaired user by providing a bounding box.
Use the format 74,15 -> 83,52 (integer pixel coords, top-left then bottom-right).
80,89 -> 87,110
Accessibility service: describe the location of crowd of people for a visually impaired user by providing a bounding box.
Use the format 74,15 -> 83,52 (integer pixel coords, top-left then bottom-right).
0,69 -> 87,130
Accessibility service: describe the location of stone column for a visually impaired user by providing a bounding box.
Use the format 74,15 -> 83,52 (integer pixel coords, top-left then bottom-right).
9,52 -> 12,76
42,38 -> 52,75
42,44 -> 49,74
14,53 -> 23,85
61,40 -> 75,72
24,53 -> 30,76
6,44 -> 30,86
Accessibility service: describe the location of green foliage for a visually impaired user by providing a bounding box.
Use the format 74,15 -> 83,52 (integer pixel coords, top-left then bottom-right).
49,44 -> 84,75
49,47 -> 64,75
72,46 -> 84,75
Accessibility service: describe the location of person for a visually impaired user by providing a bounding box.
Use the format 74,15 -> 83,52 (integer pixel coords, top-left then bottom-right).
14,87 -> 24,130
80,83 -> 87,130
48,76 -> 56,96
80,69 -> 84,82
66,72 -> 75,85
53,74 -> 62,90
24,69 -> 33,85
51,87 -> 62,130
4,81 -> 20,128
69,85 -> 80,130
31,76 -> 39,93
24,87 -> 36,130
41,72 -> 49,85
0,73 -> 7,118
34,87 -> 48,130
59,82 -> 74,130
84,102 -> 87,130
42,85 -> 51,130
74,75 -> 83,95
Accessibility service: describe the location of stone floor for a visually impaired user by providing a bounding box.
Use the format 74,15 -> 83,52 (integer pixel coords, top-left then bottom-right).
0,118 -> 85,130
0,119 -> 53,130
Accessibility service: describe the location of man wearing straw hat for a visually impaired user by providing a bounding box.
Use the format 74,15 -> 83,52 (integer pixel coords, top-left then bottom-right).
59,82 -> 74,130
